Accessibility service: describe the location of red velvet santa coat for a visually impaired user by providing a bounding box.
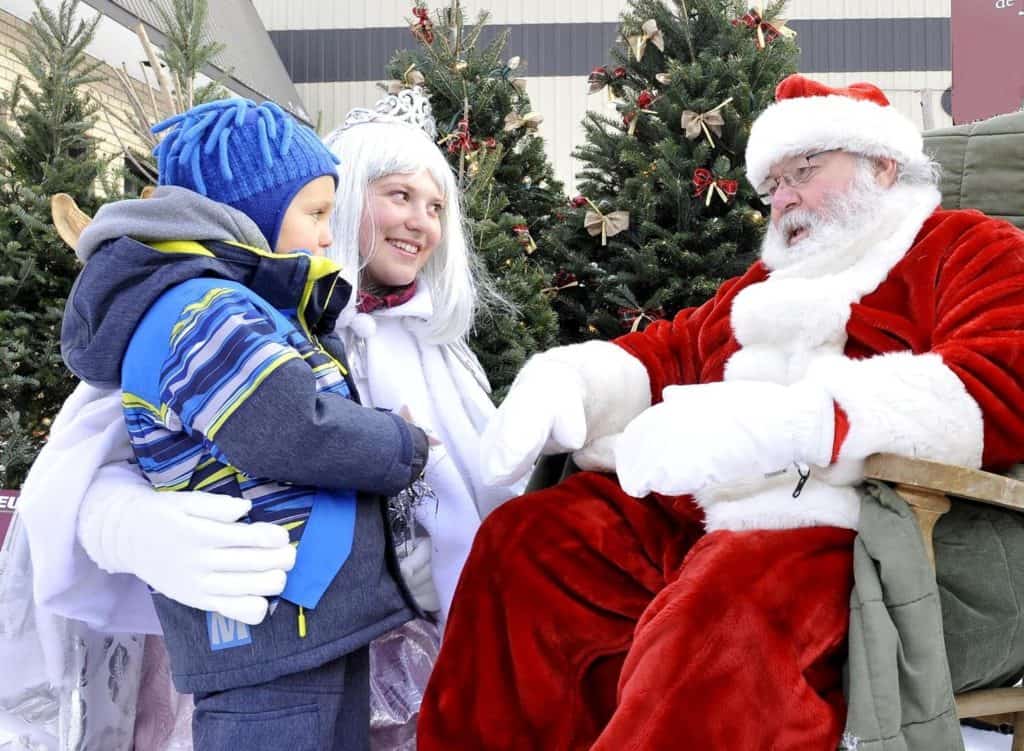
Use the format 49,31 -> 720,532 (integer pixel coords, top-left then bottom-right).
615,187 -> 1024,534
419,189 -> 1024,751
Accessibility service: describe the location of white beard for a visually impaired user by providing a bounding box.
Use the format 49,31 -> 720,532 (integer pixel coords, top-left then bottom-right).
760,165 -> 896,274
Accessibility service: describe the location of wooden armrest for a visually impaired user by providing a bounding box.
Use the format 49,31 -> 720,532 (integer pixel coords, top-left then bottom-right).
864,454 -> 1024,512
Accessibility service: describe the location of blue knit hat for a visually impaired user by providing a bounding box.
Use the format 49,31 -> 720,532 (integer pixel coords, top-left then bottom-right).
152,99 -> 340,248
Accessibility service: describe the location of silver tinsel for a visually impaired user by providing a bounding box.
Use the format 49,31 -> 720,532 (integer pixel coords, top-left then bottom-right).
0,515 -> 143,751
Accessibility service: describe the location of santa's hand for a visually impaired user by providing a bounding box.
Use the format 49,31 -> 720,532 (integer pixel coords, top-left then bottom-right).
397,537 -> 440,613
480,357 -> 586,485
79,463 -> 296,625
615,380 -> 835,498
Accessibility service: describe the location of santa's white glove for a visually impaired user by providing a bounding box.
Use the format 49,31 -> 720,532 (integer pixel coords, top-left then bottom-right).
615,380 -> 835,498
480,358 -> 587,485
481,341 -> 651,485
78,463 -> 296,625
397,537 -> 440,613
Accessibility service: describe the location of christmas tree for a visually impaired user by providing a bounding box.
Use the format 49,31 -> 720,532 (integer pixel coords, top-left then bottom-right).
0,0 -> 110,487
540,0 -> 798,342
100,0 -> 229,187
387,1 -> 565,398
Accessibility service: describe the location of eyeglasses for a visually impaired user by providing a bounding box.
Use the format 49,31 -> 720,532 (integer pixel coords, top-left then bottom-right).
756,150 -> 838,204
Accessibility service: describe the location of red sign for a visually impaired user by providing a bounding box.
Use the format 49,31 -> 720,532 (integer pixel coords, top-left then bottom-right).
951,0 -> 1024,123
0,489 -> 18,548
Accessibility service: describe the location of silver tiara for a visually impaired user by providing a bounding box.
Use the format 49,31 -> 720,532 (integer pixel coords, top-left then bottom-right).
340,86 -> 438,140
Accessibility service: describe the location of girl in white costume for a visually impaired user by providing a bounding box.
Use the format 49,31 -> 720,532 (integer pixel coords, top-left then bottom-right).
0,88 -> 521,750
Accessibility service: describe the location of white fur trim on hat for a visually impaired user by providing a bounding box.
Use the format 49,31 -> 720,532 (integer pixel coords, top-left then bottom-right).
745,94 -> 925,190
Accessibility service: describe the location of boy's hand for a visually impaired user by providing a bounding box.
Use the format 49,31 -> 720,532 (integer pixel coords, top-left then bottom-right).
396,404 -> 443,446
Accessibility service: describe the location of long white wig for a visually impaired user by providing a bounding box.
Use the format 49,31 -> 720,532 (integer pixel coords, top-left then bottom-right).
322,120 -> 476,345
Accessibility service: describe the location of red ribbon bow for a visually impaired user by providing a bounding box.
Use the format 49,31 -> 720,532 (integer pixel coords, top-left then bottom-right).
618,305 -> 666,333
731,10 -> 781,48
692,168 -> 739,205
445,117 -> 477,155
412,7 -> 434,44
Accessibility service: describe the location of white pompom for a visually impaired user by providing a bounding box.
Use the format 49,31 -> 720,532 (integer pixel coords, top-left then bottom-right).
335,304 -> 377,339
349,312 -> 377,338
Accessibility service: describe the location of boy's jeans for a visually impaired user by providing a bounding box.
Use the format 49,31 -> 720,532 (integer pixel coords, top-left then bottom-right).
191,647 -> 370,751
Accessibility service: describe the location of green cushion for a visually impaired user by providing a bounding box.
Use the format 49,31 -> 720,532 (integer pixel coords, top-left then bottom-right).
922,110 -> 1024,229
935,499 -> 1024,692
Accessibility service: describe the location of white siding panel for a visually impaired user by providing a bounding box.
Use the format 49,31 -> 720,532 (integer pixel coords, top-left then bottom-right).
297,80 -> 385,135
802,70 -> 952,130
255,1 -> 949,32
526,75 -> 620,190
785,0 -> 950,18
254,0 -> 626,31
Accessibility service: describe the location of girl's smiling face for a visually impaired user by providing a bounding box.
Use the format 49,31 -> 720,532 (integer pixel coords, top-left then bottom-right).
358,170 -> 444,287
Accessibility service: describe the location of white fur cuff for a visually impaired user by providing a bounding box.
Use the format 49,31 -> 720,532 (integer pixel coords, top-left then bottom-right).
806,352 -> 984,468
745,94 -> 925,189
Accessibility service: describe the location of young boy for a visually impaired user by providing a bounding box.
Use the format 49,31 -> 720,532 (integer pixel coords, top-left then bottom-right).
60,98 -> 427,751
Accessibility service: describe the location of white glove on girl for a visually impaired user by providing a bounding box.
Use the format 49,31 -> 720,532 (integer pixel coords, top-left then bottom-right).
615,380 -> 835,498
78,462 -> 296,625
397,537 -> 440,614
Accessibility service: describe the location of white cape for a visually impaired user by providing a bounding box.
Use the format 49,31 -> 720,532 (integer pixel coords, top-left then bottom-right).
341,286 -> 523,620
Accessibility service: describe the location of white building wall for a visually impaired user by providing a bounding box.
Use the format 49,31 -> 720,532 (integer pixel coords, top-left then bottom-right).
255,1 -> 953,190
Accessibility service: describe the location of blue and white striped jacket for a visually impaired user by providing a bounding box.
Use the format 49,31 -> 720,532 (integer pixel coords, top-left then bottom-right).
63,232 -> 426,611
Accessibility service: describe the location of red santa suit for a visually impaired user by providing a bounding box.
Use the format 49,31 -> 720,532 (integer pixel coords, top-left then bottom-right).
418,77 -> 1024,750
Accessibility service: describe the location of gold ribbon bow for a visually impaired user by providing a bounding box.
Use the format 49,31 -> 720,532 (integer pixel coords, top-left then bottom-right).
680,97 -> 733,146
386,64 -> 426,94
583,200 -> 630,246
504,111 -> 544,132
628,19 -> 665,62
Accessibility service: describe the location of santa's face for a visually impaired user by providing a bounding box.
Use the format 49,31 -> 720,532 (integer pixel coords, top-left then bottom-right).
766,150 -> 861,245
760,155 -> 889,272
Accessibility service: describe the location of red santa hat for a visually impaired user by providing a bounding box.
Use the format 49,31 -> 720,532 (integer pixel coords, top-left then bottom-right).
745,74 -> 926,190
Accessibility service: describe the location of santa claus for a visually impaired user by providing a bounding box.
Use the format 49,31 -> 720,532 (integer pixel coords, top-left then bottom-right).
418,75 -> 1024,749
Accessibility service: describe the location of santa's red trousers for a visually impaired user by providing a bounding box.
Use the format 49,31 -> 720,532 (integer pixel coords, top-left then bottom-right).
418,472 -> 856,751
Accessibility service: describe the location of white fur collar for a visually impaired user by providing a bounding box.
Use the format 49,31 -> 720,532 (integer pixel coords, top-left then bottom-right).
724,184 -> 940,384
